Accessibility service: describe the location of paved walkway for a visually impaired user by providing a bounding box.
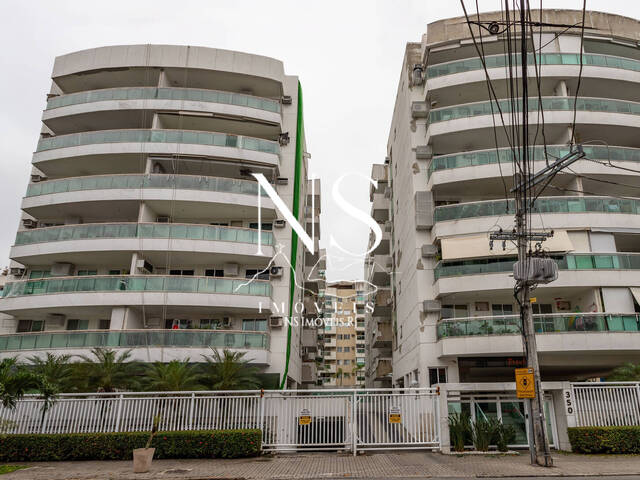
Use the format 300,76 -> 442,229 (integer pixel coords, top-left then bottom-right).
3,451 -> 640,479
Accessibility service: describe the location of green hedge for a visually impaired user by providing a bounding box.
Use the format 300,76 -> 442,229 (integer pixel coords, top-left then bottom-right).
0,429 -> 261,462
568,426 -> 640,454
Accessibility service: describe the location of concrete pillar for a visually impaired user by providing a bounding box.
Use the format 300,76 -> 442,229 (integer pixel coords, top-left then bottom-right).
551,383 -> 573,451
438,384 -> 450,453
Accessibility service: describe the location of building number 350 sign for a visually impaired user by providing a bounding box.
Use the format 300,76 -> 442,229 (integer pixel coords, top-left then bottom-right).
563,389 -> 575,415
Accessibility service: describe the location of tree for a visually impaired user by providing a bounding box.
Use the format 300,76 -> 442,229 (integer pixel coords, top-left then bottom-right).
144,359 -> 201,392
334,367 -> 344,386
27,353 -> 76,393
0,358 -> 39,409
200,349 -> 260,390
76,348 -> 139,392
608,362 -> 640,381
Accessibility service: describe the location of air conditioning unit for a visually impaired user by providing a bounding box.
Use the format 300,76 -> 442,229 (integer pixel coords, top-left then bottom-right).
416,145 -> 433,160
384,156 -> 390,165
223,263 -> 239,277
136,259 -> 154,274
270,316 -> 284,328
422,300 -> 442,313
156,216 -> 171,223
276,177 -> 288,185
421,244 -> 438,257
30,174 -> 47,183
22,219 -> 38,229
273,219 -> 286,228
411,101 -> 430,119
145,318 -> 162,328
45,313 -> 66,327
221,317 -> 231,328
270,266 -> 283,277
281,95 -> 292,105
278,132 -> 290,146
10,267 -> 25,277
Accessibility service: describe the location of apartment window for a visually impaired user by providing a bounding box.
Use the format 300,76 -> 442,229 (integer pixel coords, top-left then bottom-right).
357,347 -> 365,354
17,320 -> 44,333
343,347 -> 351,353
344,373 -> 351,378
342,334 -> 351,340
99,319 -> 111,330
492,304 -> 513,316
77,270 -> 97,276
357,334 -> 365,341
205,269 -> 224,277
28,270 -> 51,279
428,367 -> 447,387
199,319 -> 220,329
532,303 -> 553,315
249,222 -> 273,231
343,359 -> 351,365
337,347 -> 343,352
108,269 -> 122,275
442,304 -> 468,319
169,269 -> 194,276
66,319 -> 89,331
209,222 -> 229,226
245,269 -> 269,280
242,319 -> 267,331
337,334 -> 343,340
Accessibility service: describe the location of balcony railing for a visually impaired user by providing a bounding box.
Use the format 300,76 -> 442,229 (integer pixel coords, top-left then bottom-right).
434,254 -> 640,280
427,145 -> 640,178
26,174 -> 269,198
429,97 -> 640,124
15,223 -> 273,247
2,275 -> 271,298
0,329 -> 269,352
46,87 -> 281,113
36,129 -> 280,155
427,52 -> 640,78
434,196 -> 640,222
436,313 -> 640,339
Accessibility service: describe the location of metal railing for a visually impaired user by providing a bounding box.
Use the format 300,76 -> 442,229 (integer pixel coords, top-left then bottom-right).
430,96 -> 640,123
2,275 -> 271,298
427,52 -> 640,78
46,86 -> 281,113
572,382 -> 640,427
0,329 -> 269,352
428,145 -> 640,177
15,223 -> 273,247
434,253 -> 640,279
437,313 -> 640,339
36,129 -> 280,155
0,388 -> 440,452
26,173 -> 269,197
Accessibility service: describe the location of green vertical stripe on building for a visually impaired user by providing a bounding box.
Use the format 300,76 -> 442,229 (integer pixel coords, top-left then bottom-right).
279,81 -> 304,389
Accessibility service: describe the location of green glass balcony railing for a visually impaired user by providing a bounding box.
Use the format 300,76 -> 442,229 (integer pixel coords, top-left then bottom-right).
428,145 -> 640,178
2,275 -> 271,298
434,196 -> 640,222
26,174 -> 269,197
36,129 -> 280,155
429,97 -> 640,123
436,313 -> 640,339
14,223 -> 273,247
427,52 -> 640,79
0,329 -> 269,352
46,87 -> 281,113
434,254 -> 640,280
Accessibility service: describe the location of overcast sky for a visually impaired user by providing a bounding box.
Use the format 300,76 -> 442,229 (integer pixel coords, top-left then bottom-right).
0,0 -> 635,281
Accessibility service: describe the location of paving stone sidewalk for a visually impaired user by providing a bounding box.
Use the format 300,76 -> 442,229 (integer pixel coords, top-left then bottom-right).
3,451 -> 640,480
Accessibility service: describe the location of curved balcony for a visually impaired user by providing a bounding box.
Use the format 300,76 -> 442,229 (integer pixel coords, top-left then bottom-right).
0,275 -> 271,314
0,329 -> 269,353
436,313 -> 640,359
427,145 -> 640,179
33,129 -> 280,168
11,223 -> 273,265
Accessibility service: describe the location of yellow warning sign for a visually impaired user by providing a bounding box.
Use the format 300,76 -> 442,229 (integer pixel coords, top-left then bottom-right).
299,408 -> 311,425
515,367 -> 535,399
530,297 -> 537,303
389,406 -> 401,424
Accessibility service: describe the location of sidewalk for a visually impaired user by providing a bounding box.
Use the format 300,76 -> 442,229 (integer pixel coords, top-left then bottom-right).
3,451 -> 640,480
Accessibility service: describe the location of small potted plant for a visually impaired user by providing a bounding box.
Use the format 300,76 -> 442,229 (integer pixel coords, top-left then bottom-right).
133,415 -> 161,473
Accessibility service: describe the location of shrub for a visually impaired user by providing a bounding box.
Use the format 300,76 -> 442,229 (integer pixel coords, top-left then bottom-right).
471,417 -> 497,451
448,412 -> 471,452
0,429 -> 261,462
568,426 -> 640,454
493,421 -> 516,452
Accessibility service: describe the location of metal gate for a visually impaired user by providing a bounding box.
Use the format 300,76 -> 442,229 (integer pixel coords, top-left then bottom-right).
0,388 -> 440,452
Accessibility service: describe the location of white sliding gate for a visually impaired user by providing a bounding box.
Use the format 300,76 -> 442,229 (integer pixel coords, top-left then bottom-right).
0,388 -> 440,452
571,382 -> 640,427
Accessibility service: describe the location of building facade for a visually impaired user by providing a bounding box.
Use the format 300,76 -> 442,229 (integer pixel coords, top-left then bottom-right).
0,44 -> 321,389
367,10 -> 640,388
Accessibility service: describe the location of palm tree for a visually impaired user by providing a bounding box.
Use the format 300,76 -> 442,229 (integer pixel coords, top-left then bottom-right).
76,347 -> 139,392
608,362 -> 640,381
0,358 -> 39,409
334,367 -> 344,386
200,349 -> 260,390
27,353 -> 76,393
145,359 -> 201,392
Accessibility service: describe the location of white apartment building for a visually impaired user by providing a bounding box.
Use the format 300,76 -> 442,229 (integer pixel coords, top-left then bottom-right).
0,44 -> 320,389
367,10 -> 640,388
